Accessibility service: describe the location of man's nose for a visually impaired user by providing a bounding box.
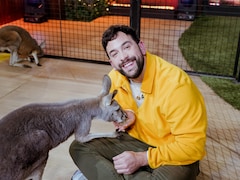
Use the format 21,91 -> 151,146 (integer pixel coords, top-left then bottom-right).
119,51 -> 128,62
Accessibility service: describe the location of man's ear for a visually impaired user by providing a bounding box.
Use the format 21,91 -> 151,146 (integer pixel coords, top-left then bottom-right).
138,41 -> 146,55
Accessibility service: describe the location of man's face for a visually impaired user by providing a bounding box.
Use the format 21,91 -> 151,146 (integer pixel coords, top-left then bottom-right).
106,32 -> 145,79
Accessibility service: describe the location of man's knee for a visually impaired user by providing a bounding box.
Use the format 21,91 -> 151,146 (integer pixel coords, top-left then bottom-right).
69,140 -> 84,161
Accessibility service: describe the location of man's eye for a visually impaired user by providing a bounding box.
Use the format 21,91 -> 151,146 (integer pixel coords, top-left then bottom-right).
124,45 -> 130,50
111,52 -> 118,58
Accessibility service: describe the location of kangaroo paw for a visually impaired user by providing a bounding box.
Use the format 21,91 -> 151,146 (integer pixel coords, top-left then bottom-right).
115,130 -> 124,139
11,63 -> 32,68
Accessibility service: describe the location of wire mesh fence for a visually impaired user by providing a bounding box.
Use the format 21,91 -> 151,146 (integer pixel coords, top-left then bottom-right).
0,0 -> 240,79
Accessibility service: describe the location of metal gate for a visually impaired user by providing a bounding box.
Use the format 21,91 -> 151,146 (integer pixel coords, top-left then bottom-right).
1,0 -> 240,80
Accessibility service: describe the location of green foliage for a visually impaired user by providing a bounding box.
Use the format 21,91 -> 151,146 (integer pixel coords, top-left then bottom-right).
179,15 -> 240,76
201,76 -> 240,110
65,0 -> 110,21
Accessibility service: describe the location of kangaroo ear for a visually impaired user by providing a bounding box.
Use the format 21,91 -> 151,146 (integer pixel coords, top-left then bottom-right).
112,89 -> 118,99
110,100 -> 120,110
39,40 -> 46,48
99,74 -> 111,96
102,90 -> 118,106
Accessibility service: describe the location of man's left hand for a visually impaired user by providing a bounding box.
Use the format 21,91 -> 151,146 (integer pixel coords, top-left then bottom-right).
113,151 -> 148,174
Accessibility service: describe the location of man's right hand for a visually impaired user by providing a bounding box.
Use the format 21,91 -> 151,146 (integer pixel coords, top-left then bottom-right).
114,110 -> 135,132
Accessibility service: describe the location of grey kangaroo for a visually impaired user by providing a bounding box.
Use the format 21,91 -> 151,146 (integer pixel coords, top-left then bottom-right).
0,25 -> 45,68
0,75 -> 127,180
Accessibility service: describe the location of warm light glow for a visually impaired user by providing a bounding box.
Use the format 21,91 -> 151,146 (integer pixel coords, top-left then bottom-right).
111,3 -> 175,10
209,2 -> 220,6
209,0 -> 240,6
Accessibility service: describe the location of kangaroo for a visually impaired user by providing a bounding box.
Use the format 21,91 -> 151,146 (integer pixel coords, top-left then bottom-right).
0,25 -> 45,68
0,74 -> 127,180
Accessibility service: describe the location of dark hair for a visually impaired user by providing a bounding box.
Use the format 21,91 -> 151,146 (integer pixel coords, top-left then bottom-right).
102,25 -> 140,54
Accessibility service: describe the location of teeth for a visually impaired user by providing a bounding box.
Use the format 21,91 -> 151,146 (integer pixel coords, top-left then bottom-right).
123,61 -> 132,68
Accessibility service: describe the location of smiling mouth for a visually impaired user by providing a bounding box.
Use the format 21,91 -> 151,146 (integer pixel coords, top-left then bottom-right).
121,59 -> 135,68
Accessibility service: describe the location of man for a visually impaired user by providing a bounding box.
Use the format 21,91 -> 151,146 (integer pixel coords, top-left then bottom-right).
70,25 -> 207,180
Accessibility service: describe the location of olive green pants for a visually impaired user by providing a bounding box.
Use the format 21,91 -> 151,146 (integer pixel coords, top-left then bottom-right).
69,133 -> 200,180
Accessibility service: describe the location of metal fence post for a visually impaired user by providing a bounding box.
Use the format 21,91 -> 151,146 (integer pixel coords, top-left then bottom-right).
233,32 -> 240,82
130,0 -> 141,39
237,67 -> 240,82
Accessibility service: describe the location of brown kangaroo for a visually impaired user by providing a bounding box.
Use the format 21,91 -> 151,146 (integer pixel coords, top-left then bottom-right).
0,25 -> 45,68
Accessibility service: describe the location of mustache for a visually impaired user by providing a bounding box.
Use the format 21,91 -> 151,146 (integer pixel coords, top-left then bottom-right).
120,57 -> 135,68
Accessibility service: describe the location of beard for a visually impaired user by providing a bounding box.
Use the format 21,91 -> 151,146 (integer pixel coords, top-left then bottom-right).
118,54 -> 144,79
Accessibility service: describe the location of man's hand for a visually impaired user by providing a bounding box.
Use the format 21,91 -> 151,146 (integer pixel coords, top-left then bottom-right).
114,110 -> 135,132
113,151 -> 148,174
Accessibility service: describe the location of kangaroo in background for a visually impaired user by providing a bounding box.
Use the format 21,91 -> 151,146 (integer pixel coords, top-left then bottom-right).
0,74 -> 127,180
0,25 -> 45,68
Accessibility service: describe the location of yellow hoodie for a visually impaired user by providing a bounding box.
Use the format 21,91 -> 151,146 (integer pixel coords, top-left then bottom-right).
108,52 -> 207,169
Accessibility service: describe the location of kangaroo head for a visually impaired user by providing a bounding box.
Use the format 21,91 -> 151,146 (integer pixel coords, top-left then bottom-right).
100,90 -> 127,123
35,39 -> 45,57
98,75 -> 127,123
